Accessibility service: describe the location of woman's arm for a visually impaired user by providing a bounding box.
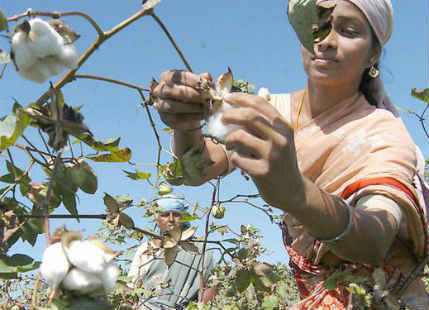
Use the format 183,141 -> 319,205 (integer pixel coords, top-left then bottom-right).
222,92 -> 400,266
153,70 -> 230,185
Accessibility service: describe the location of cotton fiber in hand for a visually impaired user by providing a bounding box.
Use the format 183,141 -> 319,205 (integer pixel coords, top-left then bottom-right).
205,69 -> 241,143
10,18 -> 79,83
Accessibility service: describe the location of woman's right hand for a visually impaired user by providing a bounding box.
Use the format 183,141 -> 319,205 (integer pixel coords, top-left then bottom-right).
152,70 -> 213,131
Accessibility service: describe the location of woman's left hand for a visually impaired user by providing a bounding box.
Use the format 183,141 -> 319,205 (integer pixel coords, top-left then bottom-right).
222,92 -> 304,209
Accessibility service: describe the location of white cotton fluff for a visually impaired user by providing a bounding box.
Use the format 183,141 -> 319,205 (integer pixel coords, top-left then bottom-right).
61,268 -> 104,294
100,262 -> 120,292
64,240 -> 108,275
11,18 -> 78,83
40,242 -> 71,289
257,87 -> 271,101
206,101 -> 241,142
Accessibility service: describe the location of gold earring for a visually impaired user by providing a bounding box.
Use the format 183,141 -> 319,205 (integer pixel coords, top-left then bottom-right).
368,65 -> 379,79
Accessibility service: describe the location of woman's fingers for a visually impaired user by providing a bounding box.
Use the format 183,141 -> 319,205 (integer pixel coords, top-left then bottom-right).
224,128 -> 266,159
222,107 -> 289,147
153,82 -> 208,103
159,70 -> 213,89
224,92 -> 277,118
154,98 -> 205,114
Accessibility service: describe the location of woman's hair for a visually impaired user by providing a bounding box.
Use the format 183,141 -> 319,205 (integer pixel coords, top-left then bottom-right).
359,28 -> 382,106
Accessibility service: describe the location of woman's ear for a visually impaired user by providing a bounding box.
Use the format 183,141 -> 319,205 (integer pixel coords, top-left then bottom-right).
369,45 -> 382,67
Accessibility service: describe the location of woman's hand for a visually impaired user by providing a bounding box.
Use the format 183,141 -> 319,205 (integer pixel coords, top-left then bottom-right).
152,70 -> 213,131
222,92 -> 304,209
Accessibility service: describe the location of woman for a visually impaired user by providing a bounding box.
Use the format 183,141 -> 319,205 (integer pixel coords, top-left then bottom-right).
152,0 -> 429,308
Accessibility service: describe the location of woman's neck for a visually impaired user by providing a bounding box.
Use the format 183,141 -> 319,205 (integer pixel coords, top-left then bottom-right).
306,81 -> 361,118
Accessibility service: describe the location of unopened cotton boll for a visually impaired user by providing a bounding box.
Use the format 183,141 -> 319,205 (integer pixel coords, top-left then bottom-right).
10,18 -> 79,83
40,242 -> 71,289
61,268 -> 104,294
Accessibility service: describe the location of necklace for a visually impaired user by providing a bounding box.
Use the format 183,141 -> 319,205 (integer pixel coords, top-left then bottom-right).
295,90 -> 306,131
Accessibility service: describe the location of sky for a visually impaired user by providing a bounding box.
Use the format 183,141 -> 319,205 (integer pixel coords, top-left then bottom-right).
1,0 -> 428,268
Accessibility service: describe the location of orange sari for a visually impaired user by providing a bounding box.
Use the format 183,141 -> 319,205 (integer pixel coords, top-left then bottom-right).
269,92 -> 429,309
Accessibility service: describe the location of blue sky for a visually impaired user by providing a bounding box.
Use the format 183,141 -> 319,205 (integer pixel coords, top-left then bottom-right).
1,0 -> 428,266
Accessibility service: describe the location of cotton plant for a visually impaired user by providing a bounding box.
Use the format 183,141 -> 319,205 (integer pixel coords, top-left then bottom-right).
40,227 -> 121,301
203,68 -> 271,143
149,226 -> 199,266
10,17 -> 79,83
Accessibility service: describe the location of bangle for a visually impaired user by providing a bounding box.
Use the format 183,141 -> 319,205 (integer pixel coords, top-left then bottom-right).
315,201 -> 354,244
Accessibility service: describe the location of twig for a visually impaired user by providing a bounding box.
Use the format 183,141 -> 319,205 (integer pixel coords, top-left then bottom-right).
408,103 -> 429,139
198,178 -> 219,301
18,214 -> 106,219
138,90 -> 162,186
0,63 -> 7,79
31,273 -> 41,307
43,151 -> 63,245
34,7 -> 152,106
7,10 -> 104,37
0,159 -> 35,201
74,74 -> 150,92
150,12 -> 193,72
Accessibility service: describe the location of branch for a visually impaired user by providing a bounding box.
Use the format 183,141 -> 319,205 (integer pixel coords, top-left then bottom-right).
34,7 -> 153,106
74,74 -> 150,92
18,214 -> 107,219
150,12 -> 193,72
7,9 -> 104,37
43,151 -> 63,245
198,178 -> 219,301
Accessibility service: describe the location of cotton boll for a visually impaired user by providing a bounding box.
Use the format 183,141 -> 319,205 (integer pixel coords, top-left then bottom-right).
257,88 -> 271,101
40,242 -> 71,289
62,268 -> 104,294
100,262 -> 120,292
27,18 -> 64,58
206,101 -> 241,142
59,44 -> 79,69
10,18 -> 79,83
10,31 -> 37,71
65,240 -> 108,275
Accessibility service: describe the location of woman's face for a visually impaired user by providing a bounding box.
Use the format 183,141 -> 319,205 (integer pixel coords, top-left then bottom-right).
302,1 -> 378,88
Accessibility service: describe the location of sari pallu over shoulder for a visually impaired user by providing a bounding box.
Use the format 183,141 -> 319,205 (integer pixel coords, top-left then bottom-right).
271,92 -> 429,309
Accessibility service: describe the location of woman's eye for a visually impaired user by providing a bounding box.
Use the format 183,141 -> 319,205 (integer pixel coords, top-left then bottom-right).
340,27 -> 358,36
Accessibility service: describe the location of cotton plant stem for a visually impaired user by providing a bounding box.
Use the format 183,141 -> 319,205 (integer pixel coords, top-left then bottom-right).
18,214 -> 106,219
31,273 -> 41,307
7,10 -> 104,37
0,159 -> 34,201
138,90 -> 163,187
43,151 -> 63,245
34,7 -> 153,106
150,12 -> 193,72
74,74 -> 150,92
198,179 -> 219,301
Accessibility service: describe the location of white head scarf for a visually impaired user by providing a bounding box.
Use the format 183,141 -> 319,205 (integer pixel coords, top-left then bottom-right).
316,0 -> 398,116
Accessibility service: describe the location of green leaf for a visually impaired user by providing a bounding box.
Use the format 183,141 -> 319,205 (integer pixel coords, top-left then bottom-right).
69,161 -> 98,194
62,191 -> 79,219
123,170 -> 151,180
75,134 -> 121,152
261,296 -> 279,310
86,147 -> 132,162
287,0 -> 335,54
324,271 -> 366,290
411,87 -> 429,104
0,109 -> 31,152
0,254 -> 40,278
0,10 -> 8,32
235,269 -> 251,292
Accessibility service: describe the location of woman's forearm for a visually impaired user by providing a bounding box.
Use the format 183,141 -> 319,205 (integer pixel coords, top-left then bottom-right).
282,176 -> 398,265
